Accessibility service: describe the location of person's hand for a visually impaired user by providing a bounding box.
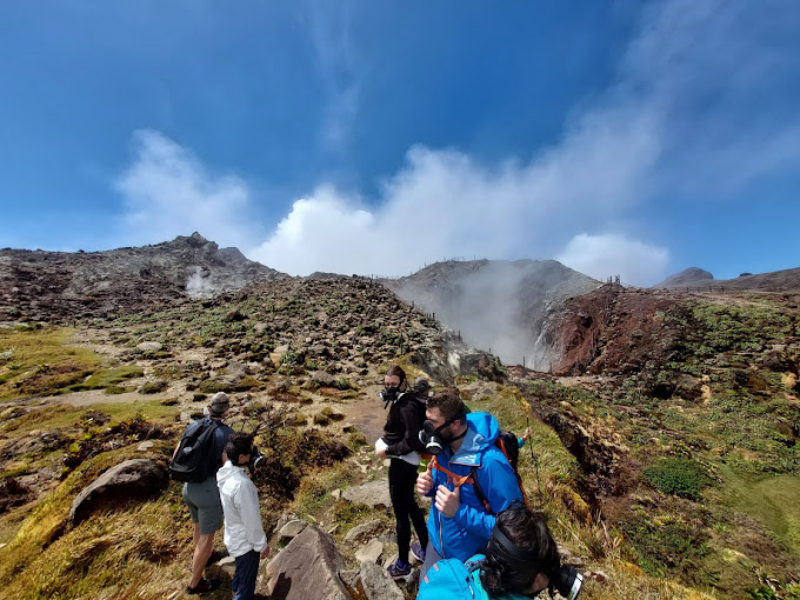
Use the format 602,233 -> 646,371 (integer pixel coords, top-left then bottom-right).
375,438 -> 388,459
416,467 -> 434,495
521,427 -> 531,442
260,545 -> 270,560
435,485 -> 461,518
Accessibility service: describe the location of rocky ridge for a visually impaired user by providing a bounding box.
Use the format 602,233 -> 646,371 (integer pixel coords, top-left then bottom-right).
0,232 -> 286,322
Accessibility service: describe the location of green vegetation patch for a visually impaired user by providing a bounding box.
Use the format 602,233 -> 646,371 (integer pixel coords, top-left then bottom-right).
721,466 -> 800,557
69,365 -> 144,392
0,327 -> 99,400
0,400 -> 178,439
643,457 -> 710,501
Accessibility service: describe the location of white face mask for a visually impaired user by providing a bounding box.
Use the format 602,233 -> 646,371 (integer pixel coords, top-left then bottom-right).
203,406 -> 210,417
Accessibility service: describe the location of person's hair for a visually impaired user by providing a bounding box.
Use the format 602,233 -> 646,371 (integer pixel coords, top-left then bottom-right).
480,503 -> 561,597
426,387 -> 465,422
224,433 -> 253,466
385,365 -> 406,383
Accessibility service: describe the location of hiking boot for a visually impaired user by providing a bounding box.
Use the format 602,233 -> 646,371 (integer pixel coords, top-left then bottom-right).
186,578 -> 221,595
410,543 -> 426,563
387,560 -> 412,581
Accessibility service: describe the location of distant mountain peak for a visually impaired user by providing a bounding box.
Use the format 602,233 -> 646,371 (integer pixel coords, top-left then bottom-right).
655,267 -> 714,288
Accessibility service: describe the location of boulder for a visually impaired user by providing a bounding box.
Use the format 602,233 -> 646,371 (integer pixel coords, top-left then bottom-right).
221,361 -> 247,386
344,518 -> 383,542
70,459 -> 169,523
359,560 -> 404,600
262,525 -> 352,600
136,341 -> 162,353
310,371 -> 335,388
342,480 -> 391,509
355,540 -> 383,564
279,519 -> 307,542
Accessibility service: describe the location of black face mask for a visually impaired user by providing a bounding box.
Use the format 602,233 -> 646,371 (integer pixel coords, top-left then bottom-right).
248,446 -> 263,473
418,411 -> 467,455
380,385 -> 403,408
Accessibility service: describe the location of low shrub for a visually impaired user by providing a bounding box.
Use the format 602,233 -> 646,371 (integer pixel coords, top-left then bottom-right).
643,458 -> 710,501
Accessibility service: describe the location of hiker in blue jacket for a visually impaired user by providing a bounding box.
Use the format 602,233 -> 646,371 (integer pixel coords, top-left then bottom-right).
416,388 -> 522,578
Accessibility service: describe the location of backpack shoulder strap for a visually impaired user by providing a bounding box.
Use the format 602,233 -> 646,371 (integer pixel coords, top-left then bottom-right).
431,457 -> 474,489
469,465 -> 494,515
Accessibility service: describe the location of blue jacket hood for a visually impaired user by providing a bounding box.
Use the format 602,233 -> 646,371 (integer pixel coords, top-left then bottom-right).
449,412 -> 501,467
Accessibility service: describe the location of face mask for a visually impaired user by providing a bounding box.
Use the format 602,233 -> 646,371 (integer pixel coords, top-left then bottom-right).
418,411 -> 467,455
380,385 -> 403,408
248,446 -> 263,473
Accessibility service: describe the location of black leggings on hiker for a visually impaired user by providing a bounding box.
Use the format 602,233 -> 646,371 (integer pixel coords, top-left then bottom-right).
389,458 -> 429,563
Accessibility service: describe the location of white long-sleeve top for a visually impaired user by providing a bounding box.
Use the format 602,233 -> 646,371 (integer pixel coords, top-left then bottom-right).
217,461 -> 268,558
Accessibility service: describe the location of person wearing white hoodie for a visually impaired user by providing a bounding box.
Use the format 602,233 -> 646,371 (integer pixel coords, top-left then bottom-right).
217,433 -> 269,600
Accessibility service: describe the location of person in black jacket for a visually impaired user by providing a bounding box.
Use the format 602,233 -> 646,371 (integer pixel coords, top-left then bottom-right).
375,365 -> 430,580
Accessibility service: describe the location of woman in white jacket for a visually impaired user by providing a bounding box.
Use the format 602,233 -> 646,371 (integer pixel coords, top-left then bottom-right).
217,433 -> 269,600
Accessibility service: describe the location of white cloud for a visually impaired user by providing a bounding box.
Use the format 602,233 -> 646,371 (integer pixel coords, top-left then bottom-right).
556,234 -> 669,287
254,0 -> 800,278
116,0 -> 800,283
114,130 -> 259,249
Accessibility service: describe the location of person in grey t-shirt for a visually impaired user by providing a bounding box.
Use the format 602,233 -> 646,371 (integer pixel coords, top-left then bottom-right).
176,392 -> 234,595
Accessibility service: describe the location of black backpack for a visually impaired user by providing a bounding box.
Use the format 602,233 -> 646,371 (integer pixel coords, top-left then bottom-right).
169,419 -> 221,483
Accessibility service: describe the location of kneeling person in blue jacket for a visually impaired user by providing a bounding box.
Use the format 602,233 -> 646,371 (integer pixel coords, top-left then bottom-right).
217,433 -> 269,600
416,388 -> 522,578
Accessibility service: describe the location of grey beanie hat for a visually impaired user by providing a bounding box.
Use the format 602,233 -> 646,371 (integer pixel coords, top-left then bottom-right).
208,392 -> 230,417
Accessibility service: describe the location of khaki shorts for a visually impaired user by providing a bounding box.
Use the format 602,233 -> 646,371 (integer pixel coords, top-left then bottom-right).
183,477 -> 223,535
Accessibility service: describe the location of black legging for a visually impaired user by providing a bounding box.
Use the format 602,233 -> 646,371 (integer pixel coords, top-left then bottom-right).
389,458 -> 429,563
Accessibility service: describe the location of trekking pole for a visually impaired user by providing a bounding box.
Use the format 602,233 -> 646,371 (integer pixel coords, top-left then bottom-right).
527,417 -> 544,499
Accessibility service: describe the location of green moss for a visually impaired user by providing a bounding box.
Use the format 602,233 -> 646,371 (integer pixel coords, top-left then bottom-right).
69,366 -> 144,392
720,466 -> 800,556
139,380 -> 168,394
104,385 -> 134,395
0,327 -> 100,400
643,458 -> 710,501
0,400 -> 178,439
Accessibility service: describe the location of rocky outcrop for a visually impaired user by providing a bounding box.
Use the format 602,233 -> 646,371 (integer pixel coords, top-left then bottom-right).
69,459 -> 169,523
0,232 -> 287,322
262,526 -> 352,600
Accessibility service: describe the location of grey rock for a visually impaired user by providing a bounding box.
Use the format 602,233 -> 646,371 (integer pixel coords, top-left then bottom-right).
262,526 -> 352,600
338,569 -> 361,596
342,480 -> 391,509
136,341 -> 162,353
360,560 -> 404,600
279,519 -> 307,542
355,540 -> 383,564
310,371 -> 335,387
344,519 -> 383,542
70,459 -> 169,523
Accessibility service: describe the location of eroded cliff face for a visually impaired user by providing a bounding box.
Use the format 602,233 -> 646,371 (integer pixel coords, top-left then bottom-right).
384,259 -> 600,369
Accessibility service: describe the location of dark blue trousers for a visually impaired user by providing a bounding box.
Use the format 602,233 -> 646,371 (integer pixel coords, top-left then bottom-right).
232,550 -> 260,600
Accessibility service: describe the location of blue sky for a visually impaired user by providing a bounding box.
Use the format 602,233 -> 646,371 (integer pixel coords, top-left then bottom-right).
1,0 -> 799,284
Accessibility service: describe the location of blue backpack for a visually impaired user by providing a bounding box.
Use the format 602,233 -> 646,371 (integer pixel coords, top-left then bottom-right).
417,556 -> 487,600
